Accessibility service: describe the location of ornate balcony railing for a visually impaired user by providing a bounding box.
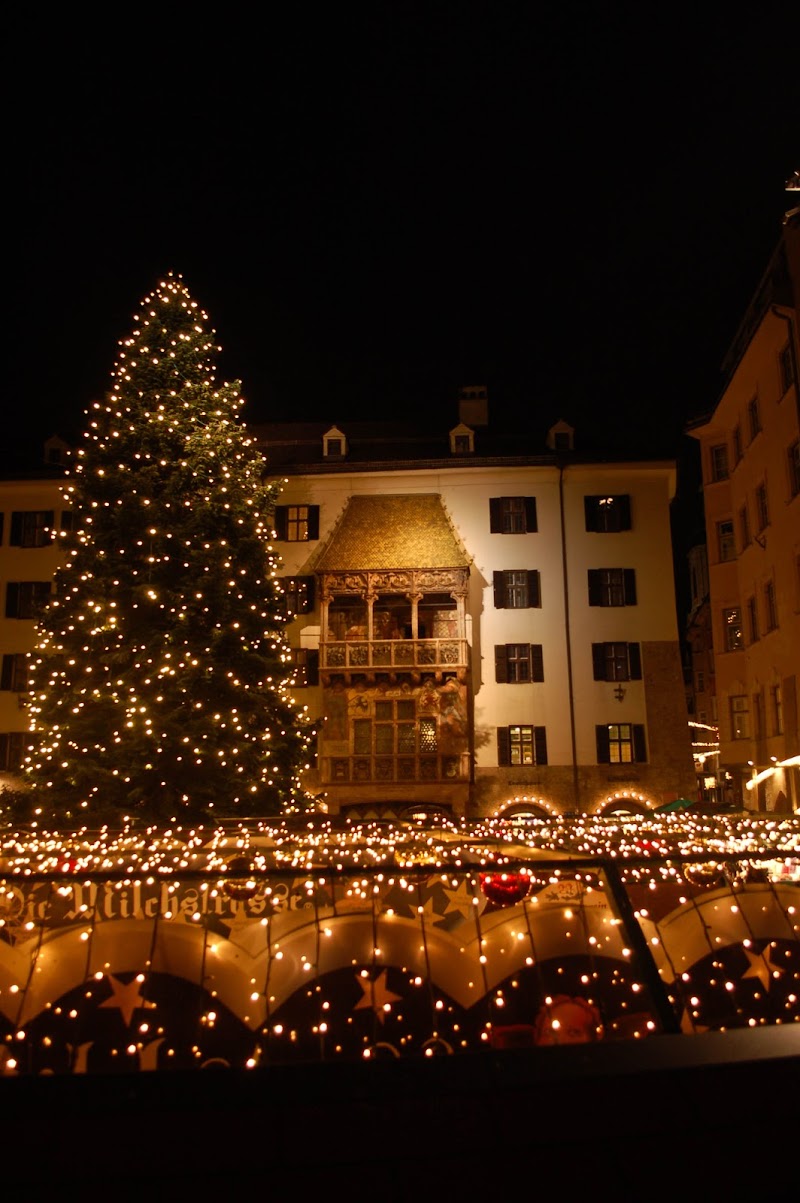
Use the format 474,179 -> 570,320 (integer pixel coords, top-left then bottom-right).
322,637 -> 467,673
325,753 -> 469,783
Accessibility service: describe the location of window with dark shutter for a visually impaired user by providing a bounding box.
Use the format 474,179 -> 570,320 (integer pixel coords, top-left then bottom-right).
584,495 -> 632,532
273,505 -> 320,542
10,511 -> 54,548
596,723 -> 647,763
492,570 -> 540,608
283,576 -> 315,615
587,569 -> 637,606
497,725 -> 547,765
489,497 -> 537,533
5,582 -> 52,619
1,654 -> 28,692
591,642 -> 641,681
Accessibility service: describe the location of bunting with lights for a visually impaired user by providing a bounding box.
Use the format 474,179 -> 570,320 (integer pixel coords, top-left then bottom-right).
22,273 -> 314,824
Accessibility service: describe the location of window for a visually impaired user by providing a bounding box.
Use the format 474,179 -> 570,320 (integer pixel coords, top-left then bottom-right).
771,684 -> 783,735
453,434 -> 472,454
595,723 -> 647,764
695,670 -> 705,694
789,441 -> 800,499
289,648 -> 319,687
492,570 -> 541,608
753,689 -> 764,739
0,733 -> 25,771
5,582 -> 52,619
497,725 -> 548,766
779,342 -> 794,395
716,519 -> 735,562
764,580 -> 778,631
489,497 -> 537,534
495,644 -> 544,683
0,654 -> 29,692
584,495 -> 632,532
732,425 -> 742,465
591,642 -> 642,682
587,568 -> 637,607
9,510 -> 54,548
710,444 -> 729,482
274,505 -> 320,542
739,504 -> 750,550
747,396 -> 761,441
730,695 -> 749,740
282,576 -> 315,616
755,482 -> 769,531
354,700 -> 435,758
746,595 -> 759,643
722,606 -> 743,651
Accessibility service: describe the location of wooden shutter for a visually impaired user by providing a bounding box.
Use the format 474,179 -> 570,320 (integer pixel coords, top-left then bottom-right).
0,656 -> 12,690
591,643 -> 607,680
627,643 -> 642,679
584,497 -> 599,531
493,571 -> 506,608
489,498 -> 503,533
617,495 -> 632,530
5,583 -> 19,618
496,727 -> 511,765
633,724 -> 647,762
9,513 -> 23,545
273,506 -> 287,539
494,646 -> 509,683
306,650 -> 320,686
531,645 -> 544,682
527,570 -> 541,607
524,497 -> 537,532
623,569 -> 637,605
534,726 -> 548,765
595,725 -> 610,763
307,507 -> 320,540
588,570 -> 602,606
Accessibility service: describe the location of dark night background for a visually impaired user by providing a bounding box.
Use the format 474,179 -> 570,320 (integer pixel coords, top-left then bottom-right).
7,6 -> 798,466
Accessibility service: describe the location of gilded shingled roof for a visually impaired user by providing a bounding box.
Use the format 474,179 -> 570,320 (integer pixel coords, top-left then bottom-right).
315,494 -> 470,570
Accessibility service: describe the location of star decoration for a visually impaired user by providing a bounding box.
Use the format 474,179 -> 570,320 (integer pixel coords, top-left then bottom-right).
99,975 -> 157,1026
353,970 -> 403,1021
442,879 -> 475,921
742,945 -> 781,992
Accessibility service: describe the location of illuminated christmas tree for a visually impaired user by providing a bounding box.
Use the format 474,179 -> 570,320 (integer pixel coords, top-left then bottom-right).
25,272 -> 313,824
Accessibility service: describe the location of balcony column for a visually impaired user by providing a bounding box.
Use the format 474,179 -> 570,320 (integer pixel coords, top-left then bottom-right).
409,592 -> 423,639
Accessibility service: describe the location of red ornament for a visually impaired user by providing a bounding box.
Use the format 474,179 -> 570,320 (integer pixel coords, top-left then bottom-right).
479,870 -> 532,907
222,856 -> 258,900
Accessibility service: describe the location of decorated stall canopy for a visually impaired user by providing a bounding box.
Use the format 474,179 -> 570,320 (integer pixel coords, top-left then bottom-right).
0,814 -> 798,1074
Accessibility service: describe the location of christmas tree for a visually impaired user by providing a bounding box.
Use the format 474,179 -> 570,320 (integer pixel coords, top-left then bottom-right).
24,272 -> 313,825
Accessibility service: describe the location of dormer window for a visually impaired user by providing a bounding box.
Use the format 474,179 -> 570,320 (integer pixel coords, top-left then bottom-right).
546,420 -> 574,452
449,423 -> 474,455
323,425 -> 347,458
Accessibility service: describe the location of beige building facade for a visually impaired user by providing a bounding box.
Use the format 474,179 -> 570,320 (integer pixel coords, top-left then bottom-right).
262,413 -> 694,818
688,209 -> 799,812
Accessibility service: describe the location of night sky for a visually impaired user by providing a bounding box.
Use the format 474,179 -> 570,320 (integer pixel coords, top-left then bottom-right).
7,7 -> 799,463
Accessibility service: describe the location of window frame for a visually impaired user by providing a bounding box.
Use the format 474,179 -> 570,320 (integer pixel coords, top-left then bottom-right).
587,568 -> 637,607
583,495 -> 632,533
492,570 -> 541,609
591,642 -> 642,682
788,440 -> 800,499
5,581 -> 52,619
0,654 -> 29,692
282,575 -> 315,616
764,579 -> 778,631
495,643 -> 545,683
595,723 -> 647,764
9,510 -> 54,548
710,444 -> 729,482
779,342 -> 795,395
747,396 -> 761,442
716,518 -> 735,562
755,481 -> 769,532
489,497 -> 537,534
496,725 -> 548,766
274,505 -> 320,542
722,606 -> 744,652
729,695 -> 749,740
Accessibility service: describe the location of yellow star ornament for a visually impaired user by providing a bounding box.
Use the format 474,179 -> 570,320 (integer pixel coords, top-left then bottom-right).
99,974 -> 157,1026
353,970 -> 403,1022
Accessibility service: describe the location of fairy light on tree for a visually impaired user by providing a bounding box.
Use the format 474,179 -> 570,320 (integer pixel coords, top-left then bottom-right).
23,272 -> 313,824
